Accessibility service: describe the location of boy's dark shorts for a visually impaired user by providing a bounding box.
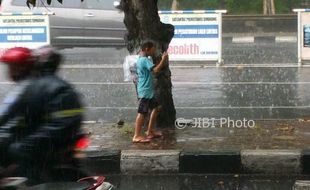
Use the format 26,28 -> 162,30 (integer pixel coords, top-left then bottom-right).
138,98 -> 159,114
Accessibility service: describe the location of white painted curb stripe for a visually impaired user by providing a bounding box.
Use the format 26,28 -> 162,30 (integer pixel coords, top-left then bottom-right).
82,121 -> 97,124
294,181 -> 310,190
232,37 -> 254,43
230,36 -> 297,43
121,150 -> 180,173
241,150 -> 302,174
275,36 -> 297,43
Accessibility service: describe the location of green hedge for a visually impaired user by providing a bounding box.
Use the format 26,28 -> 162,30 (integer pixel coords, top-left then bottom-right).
274,0 -> 303,14
158,0 -> 307,14
226,0 -> 262,14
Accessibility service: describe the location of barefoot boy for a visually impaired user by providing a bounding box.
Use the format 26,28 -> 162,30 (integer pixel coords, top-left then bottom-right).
132,41 -> 169,143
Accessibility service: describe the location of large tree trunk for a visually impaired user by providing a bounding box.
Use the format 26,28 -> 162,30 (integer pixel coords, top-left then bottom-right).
120,0 -> 176,127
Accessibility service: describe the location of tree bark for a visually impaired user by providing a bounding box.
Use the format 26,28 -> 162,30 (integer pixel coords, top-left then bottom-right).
120,0 -> 176,127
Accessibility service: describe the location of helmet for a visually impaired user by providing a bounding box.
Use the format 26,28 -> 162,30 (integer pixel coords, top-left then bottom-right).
0,47 -> 35,66
34,45 -> 62,74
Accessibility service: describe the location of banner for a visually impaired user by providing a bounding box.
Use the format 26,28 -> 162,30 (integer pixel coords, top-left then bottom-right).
293,9 -> 310,65
304,25 -> 310,47
0,13 -> 51,56
159,10 -> 226,62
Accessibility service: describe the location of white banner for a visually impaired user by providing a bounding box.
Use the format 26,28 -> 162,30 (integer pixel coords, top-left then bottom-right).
293,9 -> 310,65
159,10 -> 226,62
0,13 -> 51,56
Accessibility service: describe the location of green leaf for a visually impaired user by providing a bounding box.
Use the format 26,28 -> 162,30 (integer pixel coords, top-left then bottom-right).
47,0 -> 51,5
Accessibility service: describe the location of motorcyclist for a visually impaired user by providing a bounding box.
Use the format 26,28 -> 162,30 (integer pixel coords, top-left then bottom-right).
33,45 -> 62,76
0,47 -> 86,185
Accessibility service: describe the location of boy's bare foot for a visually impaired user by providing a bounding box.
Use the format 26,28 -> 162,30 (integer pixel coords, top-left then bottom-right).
146,131 -> 163,139
132,136 -> 151,143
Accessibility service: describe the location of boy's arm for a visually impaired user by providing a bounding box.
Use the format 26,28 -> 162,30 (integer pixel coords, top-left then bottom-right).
153,52 -> 169,74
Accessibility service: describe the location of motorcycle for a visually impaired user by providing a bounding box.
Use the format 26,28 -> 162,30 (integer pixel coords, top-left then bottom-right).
0,136 -> 114,190
0,176 -> 114,190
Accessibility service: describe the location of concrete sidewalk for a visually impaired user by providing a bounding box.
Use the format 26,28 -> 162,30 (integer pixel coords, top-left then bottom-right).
81,119 -> 310,175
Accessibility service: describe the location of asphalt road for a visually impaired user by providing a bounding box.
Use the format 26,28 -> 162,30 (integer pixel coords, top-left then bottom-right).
58,42 -> 297,65
105,174 -> 308,190
1,42 -> 308,123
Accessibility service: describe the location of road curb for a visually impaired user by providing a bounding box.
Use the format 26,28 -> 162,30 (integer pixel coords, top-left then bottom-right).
224,36 -> 297,43
179,150 -> 241,174
82,149 -> 121,174
293,181 -> 310,190
83,149 -> 309,175
120,150 -> 180,174
302,149 -> 310,174
241,149 -> 301,174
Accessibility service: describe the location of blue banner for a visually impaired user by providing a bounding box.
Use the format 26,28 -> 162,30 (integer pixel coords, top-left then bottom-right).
0,26 -> 47,43
174,25 -> 218,38
304,25 -> 310,47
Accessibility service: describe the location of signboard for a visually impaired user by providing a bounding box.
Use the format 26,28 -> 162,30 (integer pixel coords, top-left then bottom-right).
304,25 -> 310,47
159,10 -> 226,63
0,12 -> 51,56
293,9 -> 310,65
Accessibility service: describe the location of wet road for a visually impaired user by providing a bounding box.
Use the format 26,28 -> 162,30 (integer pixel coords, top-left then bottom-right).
104,174 -> 308,190
0,42 -> 309,122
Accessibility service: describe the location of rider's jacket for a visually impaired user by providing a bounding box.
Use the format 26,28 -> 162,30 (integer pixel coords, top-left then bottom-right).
0,74 -> 84,167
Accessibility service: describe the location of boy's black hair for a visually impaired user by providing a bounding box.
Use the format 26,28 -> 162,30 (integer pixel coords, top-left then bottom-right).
141,41 -> 155,51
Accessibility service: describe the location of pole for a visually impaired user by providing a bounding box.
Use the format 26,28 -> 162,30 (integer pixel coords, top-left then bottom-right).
271,0 -> 275,15
263,0 -> 267,15
298,11 -> 302,66
218,12 -> 223,66
171,0 -> 178,10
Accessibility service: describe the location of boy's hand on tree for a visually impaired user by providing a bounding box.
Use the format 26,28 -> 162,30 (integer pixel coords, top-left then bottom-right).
162,52 -> 169,61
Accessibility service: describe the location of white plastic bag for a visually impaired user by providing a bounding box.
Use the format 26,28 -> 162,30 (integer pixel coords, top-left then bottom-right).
123,55 -> 139,82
